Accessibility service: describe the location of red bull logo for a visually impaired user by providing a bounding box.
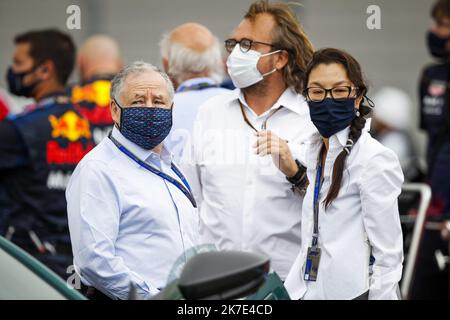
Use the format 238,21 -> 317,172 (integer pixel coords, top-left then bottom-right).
71,80 -> 111,107
48,110 -> 92,142
75,103 -> 113,125
71,80 -> 113,125
47,141 -> 94,165
47,111 -> 93,165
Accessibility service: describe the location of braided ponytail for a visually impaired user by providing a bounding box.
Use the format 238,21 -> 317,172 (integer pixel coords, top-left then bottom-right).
324,102 -> 373,208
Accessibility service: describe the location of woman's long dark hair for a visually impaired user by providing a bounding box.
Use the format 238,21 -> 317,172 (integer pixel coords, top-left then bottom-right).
303,48 -> 373,208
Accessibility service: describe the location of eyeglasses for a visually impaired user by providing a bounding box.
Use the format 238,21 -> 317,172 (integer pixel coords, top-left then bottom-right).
305,86 -> 359,103
224,38 -> 278,53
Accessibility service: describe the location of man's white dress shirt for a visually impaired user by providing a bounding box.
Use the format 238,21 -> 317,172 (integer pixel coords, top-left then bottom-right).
180,87 -> 317,279
166,77 -> 229,161
284,127 -> 404,300
66,126 -> 199,300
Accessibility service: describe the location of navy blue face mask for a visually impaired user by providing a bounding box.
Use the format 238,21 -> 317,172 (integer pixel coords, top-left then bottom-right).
114,99 -> 173,150
427,31 -> 450,59
308,98 -> 357,138
6,66 -> 39,97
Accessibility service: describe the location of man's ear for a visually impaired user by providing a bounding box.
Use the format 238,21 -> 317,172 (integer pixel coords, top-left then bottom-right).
77,55 -> 86,80
162,58 -> 169,73
117,59 -> 124,71
110,99 -> 121,125
275,50 -> 289,70
37,60 -> 53,81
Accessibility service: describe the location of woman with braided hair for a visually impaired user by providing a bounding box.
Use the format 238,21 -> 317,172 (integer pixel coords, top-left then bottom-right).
283,48 -> 404,300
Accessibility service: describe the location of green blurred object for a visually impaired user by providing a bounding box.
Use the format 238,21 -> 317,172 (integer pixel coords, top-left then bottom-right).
245,273 -> 291,300
153,273 -> 290,300
0,235 -> 86,300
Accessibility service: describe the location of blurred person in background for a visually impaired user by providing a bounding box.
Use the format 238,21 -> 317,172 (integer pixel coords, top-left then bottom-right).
67,35 -> 123,145
372,86 -> 424,182
421,0 -> 450,224
0,29 -> 94,278
415,0 -> 450,299
181,0 -> 316,280
160,22 -> 229,160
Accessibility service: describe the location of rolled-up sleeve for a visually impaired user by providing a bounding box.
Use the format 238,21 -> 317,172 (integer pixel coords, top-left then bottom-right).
359,150 -> 404,300
66,160 -> 159,300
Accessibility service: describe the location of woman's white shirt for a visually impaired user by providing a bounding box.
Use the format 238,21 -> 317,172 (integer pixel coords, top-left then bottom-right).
285,127 -> 404,300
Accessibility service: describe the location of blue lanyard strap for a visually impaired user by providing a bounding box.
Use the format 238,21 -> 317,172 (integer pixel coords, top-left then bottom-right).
108,133 -> 197,208
176,82 -> 218,93
312,148 -> 324,248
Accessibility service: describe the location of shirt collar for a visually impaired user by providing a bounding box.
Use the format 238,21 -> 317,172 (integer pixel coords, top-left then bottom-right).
176,77 -> 217,93
111,126 -> 173,166
333,126 -> 351,148
326,119 -> 371,150
229,87 -> 307,116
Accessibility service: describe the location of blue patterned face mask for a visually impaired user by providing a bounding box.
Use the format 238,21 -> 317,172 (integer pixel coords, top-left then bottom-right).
114,99 -> 173,150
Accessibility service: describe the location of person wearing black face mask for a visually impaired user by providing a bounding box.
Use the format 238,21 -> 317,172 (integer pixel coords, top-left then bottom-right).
416,0 -> 450,300
7,63 -> 41,98
0,29 -> 94,279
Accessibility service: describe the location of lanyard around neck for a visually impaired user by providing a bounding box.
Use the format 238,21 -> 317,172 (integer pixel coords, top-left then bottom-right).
177,82 -> 218,93
108,132 -> 197,208
238,100 -> 283,132
312,146 -> 325,248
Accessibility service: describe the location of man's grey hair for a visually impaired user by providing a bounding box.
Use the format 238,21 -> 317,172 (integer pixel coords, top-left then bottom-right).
110,61 -> 175,104
159,33 -> 224,85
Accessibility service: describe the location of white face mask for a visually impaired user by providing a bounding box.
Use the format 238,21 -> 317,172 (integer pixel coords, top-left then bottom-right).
226,44 -> 281,89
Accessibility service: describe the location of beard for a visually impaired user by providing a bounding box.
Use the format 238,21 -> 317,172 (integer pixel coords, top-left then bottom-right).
242,76 -> 269,96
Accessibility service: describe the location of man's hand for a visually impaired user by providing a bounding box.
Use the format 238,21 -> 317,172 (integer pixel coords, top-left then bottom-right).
253,130 -> 298,177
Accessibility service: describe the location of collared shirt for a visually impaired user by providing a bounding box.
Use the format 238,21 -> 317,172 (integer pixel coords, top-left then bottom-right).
166,77 -> 229,161
180,87 -> 317,279
66,126 -> 199,300
284,127 -> 404,300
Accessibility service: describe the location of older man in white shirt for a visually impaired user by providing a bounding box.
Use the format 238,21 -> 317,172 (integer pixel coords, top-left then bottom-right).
66,61 -> 198,300
160,23 -> 230,161
180,2 -> 316,279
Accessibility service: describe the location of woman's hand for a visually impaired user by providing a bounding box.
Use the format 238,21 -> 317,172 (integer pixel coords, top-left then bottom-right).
253,130 -> 298,177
